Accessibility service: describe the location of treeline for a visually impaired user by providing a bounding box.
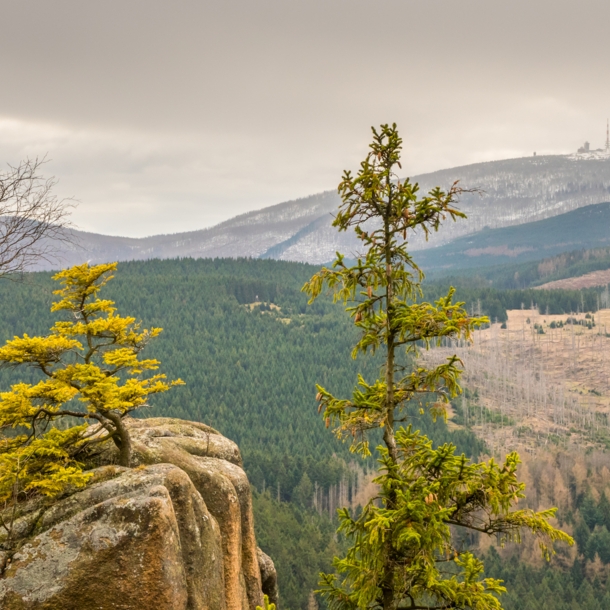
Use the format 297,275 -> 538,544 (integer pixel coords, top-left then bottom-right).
423,281 -> 603,323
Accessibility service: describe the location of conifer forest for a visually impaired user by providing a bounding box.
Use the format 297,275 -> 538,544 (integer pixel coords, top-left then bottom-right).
2,252 -> 610,609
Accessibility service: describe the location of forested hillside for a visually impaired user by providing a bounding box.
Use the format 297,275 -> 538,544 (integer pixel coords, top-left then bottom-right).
430,246 -> 610,291
1,257 -> 609,608
418,201 -> 610,273
423,281 -> 602,323
482,447 -> 610,610
0,258 -> 371,489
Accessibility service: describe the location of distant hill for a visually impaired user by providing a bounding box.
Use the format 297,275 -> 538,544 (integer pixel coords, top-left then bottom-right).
427,245 -> 610,291
416,201 -> 610,274
35,154 -> 610,269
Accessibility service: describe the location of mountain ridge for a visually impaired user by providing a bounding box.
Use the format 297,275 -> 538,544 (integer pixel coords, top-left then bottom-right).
39,153 -> 610,269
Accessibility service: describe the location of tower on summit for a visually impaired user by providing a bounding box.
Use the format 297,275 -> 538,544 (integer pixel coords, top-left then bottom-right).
572,121 -> 610,158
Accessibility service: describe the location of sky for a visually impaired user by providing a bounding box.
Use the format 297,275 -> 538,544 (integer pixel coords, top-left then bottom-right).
1,0 -> 609,237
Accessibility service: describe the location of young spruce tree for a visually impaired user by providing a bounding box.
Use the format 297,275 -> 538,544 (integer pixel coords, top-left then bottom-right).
303,124 -> 572,610
0,263 -> 182,546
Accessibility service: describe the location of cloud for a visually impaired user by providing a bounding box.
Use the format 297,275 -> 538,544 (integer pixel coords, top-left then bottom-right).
0,117 -> 346,237
0,0 -> 608,237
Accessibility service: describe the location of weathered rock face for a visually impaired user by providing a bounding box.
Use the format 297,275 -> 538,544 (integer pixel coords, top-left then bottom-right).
0,418 -> 277,610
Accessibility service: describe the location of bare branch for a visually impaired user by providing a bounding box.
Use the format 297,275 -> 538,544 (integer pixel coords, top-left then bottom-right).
0,157 -> 76,278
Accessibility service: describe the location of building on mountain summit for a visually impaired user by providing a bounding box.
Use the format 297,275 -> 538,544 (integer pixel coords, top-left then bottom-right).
571,122 -> 610,160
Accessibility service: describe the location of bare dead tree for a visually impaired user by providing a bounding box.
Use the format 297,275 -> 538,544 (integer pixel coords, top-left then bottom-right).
0,157 -> 74,278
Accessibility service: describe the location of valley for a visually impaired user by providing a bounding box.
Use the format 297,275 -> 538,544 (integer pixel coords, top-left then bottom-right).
6,147 -> 610,606
3,3 -> 609,608
2,257 -> 610,608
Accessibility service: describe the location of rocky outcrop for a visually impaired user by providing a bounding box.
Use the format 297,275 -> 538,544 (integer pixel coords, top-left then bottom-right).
0,418 -> 278,610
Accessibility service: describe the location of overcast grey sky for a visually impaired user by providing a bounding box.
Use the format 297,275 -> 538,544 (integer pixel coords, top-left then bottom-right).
1,0 -> 608,236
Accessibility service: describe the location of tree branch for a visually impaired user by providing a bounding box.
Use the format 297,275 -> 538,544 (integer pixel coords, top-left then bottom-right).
0,156 -> 76,277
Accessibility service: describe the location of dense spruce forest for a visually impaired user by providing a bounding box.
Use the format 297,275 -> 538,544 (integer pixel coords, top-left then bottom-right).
422,281 -> 602,323
0,257 -> 609,609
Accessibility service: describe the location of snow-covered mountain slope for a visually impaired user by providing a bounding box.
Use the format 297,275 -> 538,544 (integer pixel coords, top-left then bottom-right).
37,154 -> 610,269
45,189 -> 341,269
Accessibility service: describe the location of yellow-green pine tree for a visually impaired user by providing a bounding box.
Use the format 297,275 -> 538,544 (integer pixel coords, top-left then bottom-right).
0,262 -> 182,544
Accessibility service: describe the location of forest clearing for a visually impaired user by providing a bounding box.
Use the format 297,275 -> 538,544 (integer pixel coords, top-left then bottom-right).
422,308 -> 610,454
536,270 -> 610,290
